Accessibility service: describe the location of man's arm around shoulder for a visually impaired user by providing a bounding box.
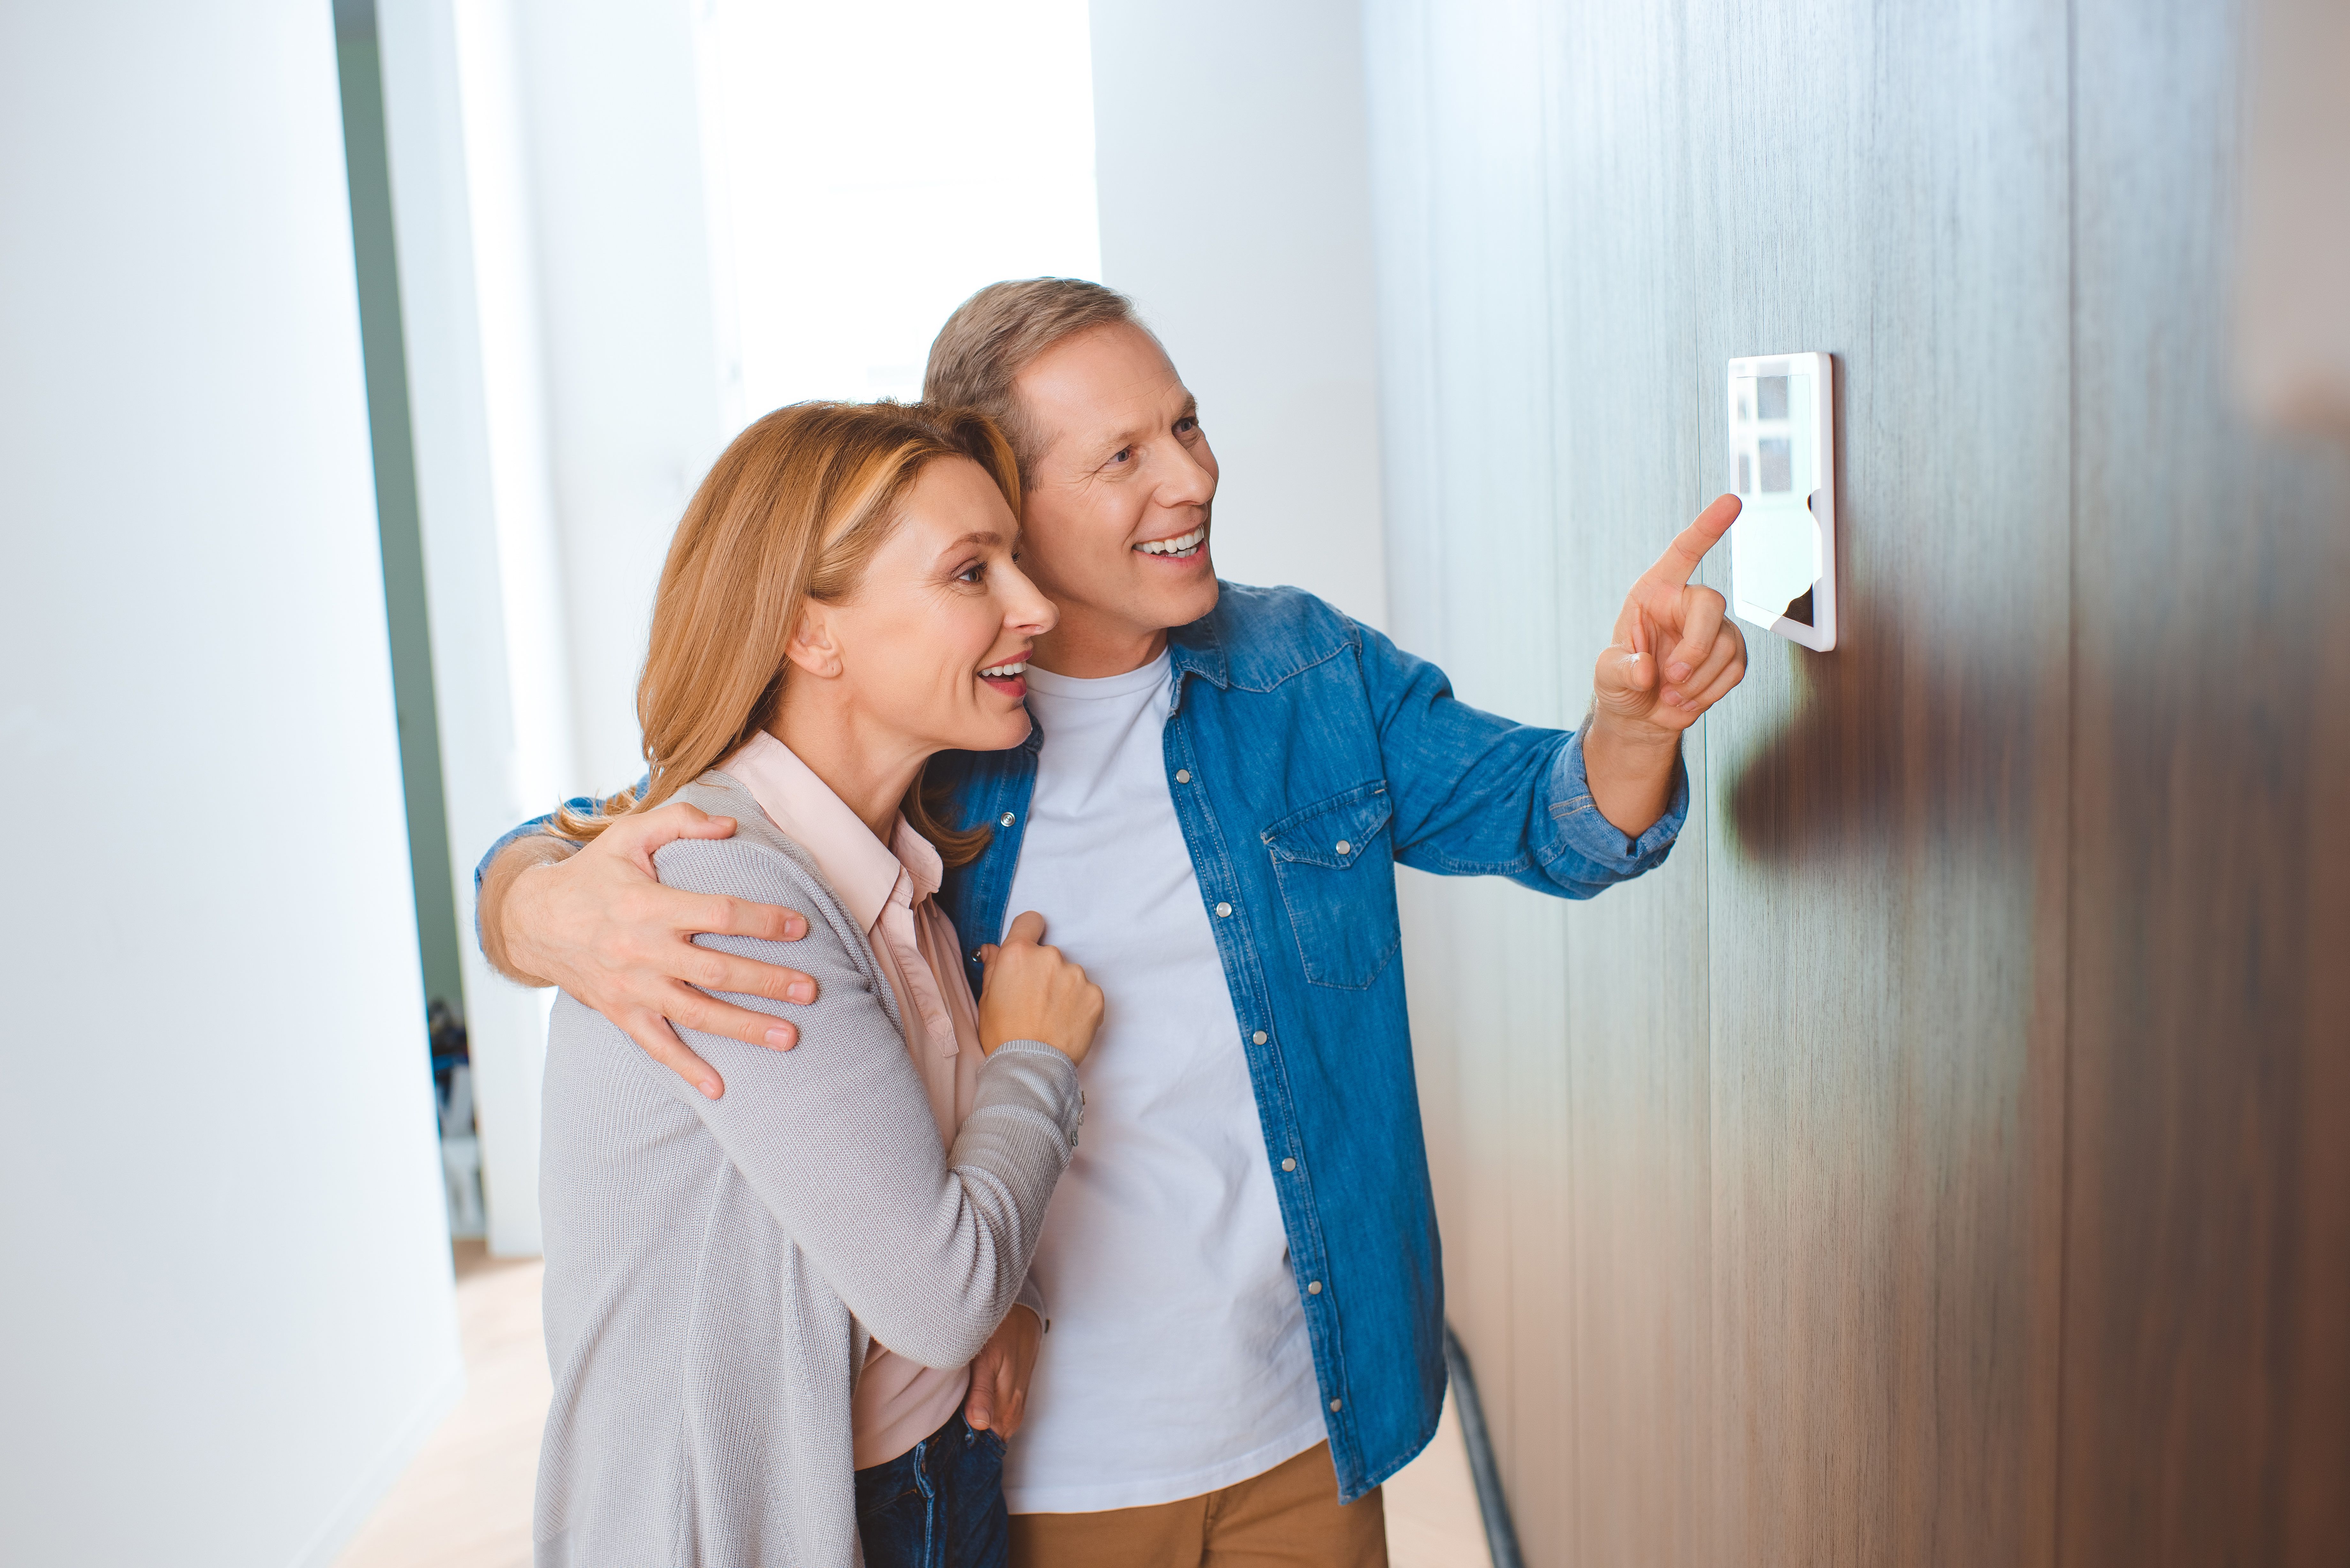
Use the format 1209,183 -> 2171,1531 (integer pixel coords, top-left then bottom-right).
472,799 -> 820,1099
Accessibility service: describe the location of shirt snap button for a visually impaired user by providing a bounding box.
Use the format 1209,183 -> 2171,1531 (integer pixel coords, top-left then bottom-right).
1000,812 -> 1016,826
1335,839 -> 1351,855
1307,1280 -> 1322,1294
1282,1157 -> 1297,1172
1215,902 -> 1232,918
1252,1030 -> 1268,1044
1174,769 -> 1192,783
1330,1398 -> 1343,1413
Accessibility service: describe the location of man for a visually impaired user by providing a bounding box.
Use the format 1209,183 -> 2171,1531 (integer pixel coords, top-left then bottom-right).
477,279 -> 1745,1565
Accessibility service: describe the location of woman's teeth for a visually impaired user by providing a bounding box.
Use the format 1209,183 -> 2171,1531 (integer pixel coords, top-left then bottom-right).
1135,525 -> 1207,557
979,660 -> 1028,678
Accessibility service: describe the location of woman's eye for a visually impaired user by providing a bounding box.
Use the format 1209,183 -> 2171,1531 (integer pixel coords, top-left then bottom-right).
1107,447 -> 1132,466
954,562 -> 986,584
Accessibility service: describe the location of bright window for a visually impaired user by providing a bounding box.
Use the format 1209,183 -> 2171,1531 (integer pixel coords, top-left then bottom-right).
696,0 -> 1102,418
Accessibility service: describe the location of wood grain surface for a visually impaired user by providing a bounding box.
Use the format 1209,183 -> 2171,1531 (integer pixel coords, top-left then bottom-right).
1536,0 -> 1717,1561
1368,0 -> 2348,1562
1684,1 -> 2074,1563
2062,1 -> 2350,1560
1413,0 -> 1572,1508
1371,1 -> 1723,1559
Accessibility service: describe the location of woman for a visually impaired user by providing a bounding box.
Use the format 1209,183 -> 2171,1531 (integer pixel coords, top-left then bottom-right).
532,402 -> 1103,1568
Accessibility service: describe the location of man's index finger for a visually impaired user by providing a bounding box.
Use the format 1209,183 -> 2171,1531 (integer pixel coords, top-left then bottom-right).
1641,494 -> 1743,592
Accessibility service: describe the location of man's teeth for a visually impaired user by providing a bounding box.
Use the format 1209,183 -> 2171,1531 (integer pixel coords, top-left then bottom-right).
1135,525 -> 1207,556
979,660 -> 1028,678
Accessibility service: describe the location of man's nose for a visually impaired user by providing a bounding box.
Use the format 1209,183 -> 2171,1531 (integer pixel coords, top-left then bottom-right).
1153,437 -> 1217,508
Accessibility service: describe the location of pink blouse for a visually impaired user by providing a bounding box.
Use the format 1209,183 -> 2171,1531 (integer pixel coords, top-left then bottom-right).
720,731 -> 989,1468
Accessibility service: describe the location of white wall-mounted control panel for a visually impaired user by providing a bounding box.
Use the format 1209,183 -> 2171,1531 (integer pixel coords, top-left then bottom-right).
1727,351 -> 1836,651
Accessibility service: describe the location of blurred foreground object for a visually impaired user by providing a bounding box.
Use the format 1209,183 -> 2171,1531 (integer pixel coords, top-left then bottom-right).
2236,0 -> 2350,438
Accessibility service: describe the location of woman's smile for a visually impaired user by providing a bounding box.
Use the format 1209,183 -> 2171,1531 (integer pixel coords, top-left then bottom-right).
978,655 -> 1030,699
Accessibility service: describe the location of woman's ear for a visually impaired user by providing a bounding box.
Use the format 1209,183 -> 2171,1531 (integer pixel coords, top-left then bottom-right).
783,606 -> 844,679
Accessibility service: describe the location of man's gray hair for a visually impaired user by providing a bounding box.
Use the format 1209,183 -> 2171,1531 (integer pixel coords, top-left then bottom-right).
923,278 -> 1152,477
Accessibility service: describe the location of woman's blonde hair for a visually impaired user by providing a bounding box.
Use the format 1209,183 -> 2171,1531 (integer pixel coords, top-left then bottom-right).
554,400 -> 1020,867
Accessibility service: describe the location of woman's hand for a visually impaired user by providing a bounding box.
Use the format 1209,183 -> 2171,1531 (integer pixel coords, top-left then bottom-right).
963,1306 -> 1042,1438
976,911 -> 1104,1064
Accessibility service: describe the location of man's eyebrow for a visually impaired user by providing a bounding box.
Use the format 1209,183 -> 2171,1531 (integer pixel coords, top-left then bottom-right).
1096,397 -> 1200,454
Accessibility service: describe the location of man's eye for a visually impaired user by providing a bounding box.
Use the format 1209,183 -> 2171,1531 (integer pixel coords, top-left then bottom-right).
1175,417 -> 1198,434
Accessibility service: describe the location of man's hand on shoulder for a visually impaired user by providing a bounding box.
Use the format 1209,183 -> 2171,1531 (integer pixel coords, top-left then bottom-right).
484,803 -> 819,1100
1586,494 -> 1750,835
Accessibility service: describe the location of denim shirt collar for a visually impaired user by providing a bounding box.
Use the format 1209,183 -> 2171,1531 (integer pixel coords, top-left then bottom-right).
1015,617 -> 1223,742
1166,608 -> 1229,708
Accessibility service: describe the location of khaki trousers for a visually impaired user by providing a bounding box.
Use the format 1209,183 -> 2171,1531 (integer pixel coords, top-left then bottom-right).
1009,1443 -> 1388,1568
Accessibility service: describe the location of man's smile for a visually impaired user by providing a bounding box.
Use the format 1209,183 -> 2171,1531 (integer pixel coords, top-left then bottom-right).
1134,523 -> 1207,560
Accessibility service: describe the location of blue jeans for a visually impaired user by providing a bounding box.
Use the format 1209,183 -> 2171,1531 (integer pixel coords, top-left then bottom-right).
854,1411 -> 1008,1568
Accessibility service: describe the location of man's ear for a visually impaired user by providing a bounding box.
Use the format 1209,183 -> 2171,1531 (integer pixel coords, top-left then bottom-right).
783,606 -> 844,679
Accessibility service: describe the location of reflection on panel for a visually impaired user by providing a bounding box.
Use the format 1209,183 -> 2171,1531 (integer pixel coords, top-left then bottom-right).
1727,351 -> 1836,650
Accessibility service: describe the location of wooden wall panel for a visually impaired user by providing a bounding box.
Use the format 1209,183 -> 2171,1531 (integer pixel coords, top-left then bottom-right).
1536,1 -> 1717,1562
2062,1 -> 2350,1560
1373,0 -> 1570,1491
1420,0 -> 1571,1503
1682,0 -> 2073,1563
1368,0 -> 2350,1562
1377,0 -> 1726,1553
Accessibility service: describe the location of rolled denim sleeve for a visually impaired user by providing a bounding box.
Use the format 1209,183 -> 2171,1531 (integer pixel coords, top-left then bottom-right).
472,804 -> 581,898
1356,617 -> 1686,899
1544,726 -> 1688,878
468,803 -> 583,954
472,773 -> 653,901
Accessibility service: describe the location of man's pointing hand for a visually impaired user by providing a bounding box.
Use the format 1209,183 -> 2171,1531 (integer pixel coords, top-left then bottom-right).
1583,494 -> 1749,835
1592,493 -> 1748,732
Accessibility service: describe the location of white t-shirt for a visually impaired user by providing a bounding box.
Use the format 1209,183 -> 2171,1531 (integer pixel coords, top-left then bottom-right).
998,652 -> 1326,1514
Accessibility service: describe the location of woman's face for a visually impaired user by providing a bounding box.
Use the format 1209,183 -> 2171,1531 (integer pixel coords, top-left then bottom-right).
804,456 -> 1056,755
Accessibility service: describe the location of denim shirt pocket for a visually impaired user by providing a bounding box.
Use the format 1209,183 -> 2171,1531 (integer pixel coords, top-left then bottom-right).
1262,781 -> 1403,990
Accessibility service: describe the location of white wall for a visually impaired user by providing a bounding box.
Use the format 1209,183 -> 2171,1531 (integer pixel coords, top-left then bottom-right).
378,0 -> 563,1256
701,0 -> 1102,415
1088,0 -> 1390,629
511,0 -> 733,788
377,0 -> 732,1253
0,4 -> 461,1564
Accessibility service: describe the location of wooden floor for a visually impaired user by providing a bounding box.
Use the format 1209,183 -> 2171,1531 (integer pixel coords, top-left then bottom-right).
337,1242 -> 1492,1567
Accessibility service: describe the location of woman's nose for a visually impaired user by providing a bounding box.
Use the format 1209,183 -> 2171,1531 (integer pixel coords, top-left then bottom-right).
1006,570 -> 1058,634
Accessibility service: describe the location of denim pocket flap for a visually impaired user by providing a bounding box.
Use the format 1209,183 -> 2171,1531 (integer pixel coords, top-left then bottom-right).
1262,784 -> 1392,866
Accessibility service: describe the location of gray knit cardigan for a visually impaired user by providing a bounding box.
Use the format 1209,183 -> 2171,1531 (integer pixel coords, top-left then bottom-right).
532,773 -> 1083,1568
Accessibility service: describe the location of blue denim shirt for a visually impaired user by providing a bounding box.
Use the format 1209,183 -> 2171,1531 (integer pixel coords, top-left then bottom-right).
931,584 -> 1684,1498
481,581 -> 1686,1500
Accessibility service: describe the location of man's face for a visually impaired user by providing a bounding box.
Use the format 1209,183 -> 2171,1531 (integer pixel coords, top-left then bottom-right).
1013,322 -> 1220,668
